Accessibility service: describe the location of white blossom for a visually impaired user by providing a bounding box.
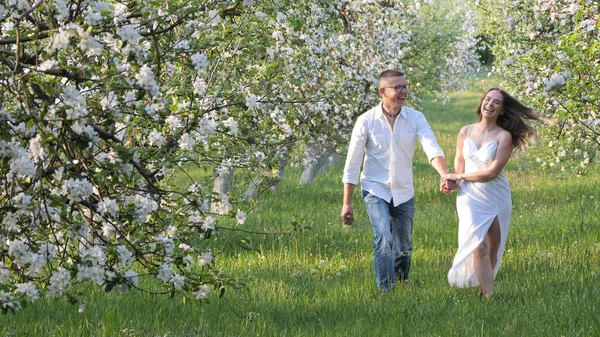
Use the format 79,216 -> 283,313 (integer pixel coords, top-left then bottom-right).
580,19 -> 596,32
201,216 -> 217,232
38,244 -> 58,263
222,117 -> 239,135
195,285 -> 210,299
77,27 -> 104,55
179,243 -> 194,252
54,0 -> 70,21
156,235 -> 175,255
179,133 -> 196,151
568,3 -> 581,15
544,74 -> 566,91
191,53 -> 209,69
135,64 -> 159,96
84,1 -> 111,26
81,246 -> 106,266
165,115 -> 182,131
124,269 -> 139,286
148,129 -> 166,147
61,85 -> 87,118
26,254 -> 47,277
102,222 -> 115,238
50,27 -> 72,51
174,40 -> 190,50
157,263 -> 173,283
2,211 -> 19,233
193,78 -> 208,94
98,198 -> 118,217
9,152 -> 36,178
198,251 -> 213,266
255,151 -> 266,162
52,166 -> 65,181
116,245 -> 133,266
199,114 -> 218,137
37,60 -> 58,71
29,134 -> 45,161
207,10 -> 221,26
15,283 -> 39,301
48,267 -> 72,298
61,178 -> 94,203
8,239 -> 30,266
128,194 -> 158,223
245,93 -> 259,110
236,209 -> 246,225
0,291 -> 18,310
113,3 -> 129,23
76,265 -> 104,285
100,91 -> 118,111
13,193 -> 33,209
0,264 -> 10,282
170,274 -> 185,290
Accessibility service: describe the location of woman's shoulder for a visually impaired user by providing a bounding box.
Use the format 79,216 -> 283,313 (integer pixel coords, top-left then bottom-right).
497,128 -> 512,140
496,129 -> 513,147
458,124 -> 473,136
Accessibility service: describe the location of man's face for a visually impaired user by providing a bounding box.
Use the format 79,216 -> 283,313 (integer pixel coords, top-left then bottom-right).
379,76 -> 408,109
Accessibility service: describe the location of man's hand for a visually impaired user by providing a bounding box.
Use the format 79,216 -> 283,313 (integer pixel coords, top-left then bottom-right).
440,176 -> 459,194
340,204 -> 354,225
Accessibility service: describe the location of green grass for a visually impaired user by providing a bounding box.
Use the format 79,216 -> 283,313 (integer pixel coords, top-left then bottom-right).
2,82 -> 600,336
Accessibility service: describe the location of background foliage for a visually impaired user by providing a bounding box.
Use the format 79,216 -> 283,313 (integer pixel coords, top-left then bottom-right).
1,81 -> 599,336
472,0 -> 599,174
0,0 -> 479,311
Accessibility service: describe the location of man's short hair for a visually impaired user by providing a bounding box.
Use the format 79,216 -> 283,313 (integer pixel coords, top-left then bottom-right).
379,70 -> 405,84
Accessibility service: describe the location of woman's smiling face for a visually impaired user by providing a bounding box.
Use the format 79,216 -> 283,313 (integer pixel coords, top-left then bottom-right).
480,90 -> 504,118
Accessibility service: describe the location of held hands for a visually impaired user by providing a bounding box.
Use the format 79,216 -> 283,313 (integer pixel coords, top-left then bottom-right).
440,174 -> 461,195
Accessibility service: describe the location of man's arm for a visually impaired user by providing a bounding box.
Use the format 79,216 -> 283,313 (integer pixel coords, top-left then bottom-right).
413,111 -> 452,192
414,111 -> 446,174
431,156 -> 456,194
341,114 -> 368,226
340,183 -> 355,225
430,156 -> 449,177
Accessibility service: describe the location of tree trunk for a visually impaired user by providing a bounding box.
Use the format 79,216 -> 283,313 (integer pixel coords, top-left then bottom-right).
318,151 -> 338,176
299,143 -> 337,185
211,163 -> 235,213
244,144 -> 290,200
270,153 -> 287,192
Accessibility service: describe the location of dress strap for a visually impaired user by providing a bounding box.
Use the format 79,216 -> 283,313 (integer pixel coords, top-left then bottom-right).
467,125 -> 472,138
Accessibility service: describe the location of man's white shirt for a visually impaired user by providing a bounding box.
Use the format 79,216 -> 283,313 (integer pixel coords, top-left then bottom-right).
342,102 -> 444,206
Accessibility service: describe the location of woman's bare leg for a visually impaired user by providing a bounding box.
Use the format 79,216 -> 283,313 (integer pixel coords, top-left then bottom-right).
487,217 -> 501,270
474,217 -> 501,297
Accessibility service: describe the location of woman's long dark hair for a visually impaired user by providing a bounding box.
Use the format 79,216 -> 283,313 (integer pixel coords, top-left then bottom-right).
476,88 -> 549,152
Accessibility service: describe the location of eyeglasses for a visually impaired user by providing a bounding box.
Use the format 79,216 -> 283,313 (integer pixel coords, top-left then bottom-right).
382,84 -> 410,91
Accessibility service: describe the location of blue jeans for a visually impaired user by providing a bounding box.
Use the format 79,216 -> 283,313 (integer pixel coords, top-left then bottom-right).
362,191 -> 415,291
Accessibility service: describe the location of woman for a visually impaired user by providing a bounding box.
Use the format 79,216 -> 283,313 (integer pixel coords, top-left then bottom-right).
441,88 -> 546,298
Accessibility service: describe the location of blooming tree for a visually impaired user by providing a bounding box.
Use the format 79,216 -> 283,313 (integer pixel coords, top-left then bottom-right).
0,0 -> 479,313
227,0 -> 482,187
472,0 -> 599,173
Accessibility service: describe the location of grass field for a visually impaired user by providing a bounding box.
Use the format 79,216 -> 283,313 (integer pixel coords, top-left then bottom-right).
2,81 -> 599,336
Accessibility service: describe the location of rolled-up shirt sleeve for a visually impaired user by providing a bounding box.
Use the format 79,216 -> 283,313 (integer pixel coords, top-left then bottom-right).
415,112 -> 444,162
342,116 -> 368,185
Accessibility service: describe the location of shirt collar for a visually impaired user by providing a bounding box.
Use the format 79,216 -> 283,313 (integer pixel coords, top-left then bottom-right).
377,101 -> 406,120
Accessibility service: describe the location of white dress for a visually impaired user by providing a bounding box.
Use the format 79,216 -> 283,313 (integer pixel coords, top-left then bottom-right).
448,127 -> 512,288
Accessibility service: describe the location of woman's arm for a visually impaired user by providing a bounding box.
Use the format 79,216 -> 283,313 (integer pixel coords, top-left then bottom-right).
453,126 -> 468,175
457,131 -> 513,182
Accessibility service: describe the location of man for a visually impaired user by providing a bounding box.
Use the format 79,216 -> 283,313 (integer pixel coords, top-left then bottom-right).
341,70 -> 449,291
